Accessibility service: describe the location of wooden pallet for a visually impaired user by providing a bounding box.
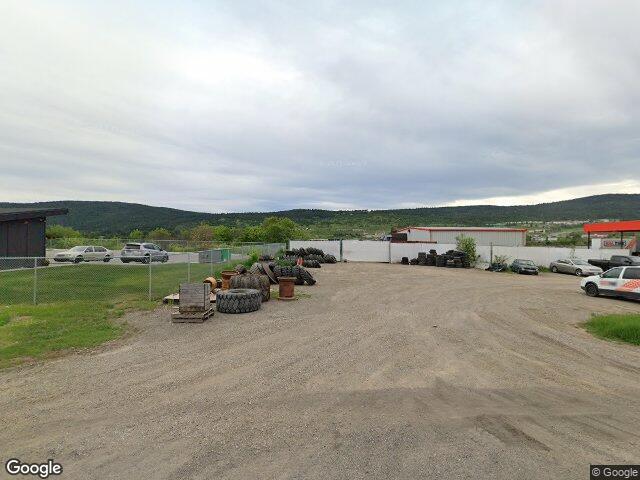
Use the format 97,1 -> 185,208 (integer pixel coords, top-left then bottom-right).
171,307 -> 214,323
163,292 -> 217,304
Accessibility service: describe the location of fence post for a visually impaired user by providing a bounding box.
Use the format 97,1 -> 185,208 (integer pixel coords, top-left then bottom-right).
33,257 -> 38,305
187,252 -> 191,282
148,256 -> 152,301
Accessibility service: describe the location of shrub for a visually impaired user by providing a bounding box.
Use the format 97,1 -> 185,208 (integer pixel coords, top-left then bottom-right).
46,225 -> 83,239
456,234 -> 479,266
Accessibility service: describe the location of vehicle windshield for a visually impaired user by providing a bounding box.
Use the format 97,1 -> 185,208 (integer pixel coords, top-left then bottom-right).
69,246 -> 88,252
519,260 -> 535,265
572,259 -> 590,265
124,244 -> 140,249
631,257 -> 640,265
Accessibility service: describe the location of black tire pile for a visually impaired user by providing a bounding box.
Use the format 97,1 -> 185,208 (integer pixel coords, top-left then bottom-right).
302,259 -> 321,269
250,262 -> 317,285
287,248 -> 337,264
406,249 -> 471,269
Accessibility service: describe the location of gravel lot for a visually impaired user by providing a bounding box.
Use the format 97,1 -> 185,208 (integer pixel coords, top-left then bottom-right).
2,263 -> 640,479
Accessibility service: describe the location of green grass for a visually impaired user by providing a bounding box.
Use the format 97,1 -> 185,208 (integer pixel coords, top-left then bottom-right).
0,301 -> 150,369
584,314 -> 640,346
0,260 -> 249,368
0,261 -> 243,304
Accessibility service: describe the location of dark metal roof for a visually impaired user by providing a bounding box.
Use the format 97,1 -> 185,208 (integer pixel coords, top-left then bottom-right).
0,208 -> 69,222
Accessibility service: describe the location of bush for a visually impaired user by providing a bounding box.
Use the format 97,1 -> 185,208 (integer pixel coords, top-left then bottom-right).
147,228 -> 172,240
46,225 -> 83,239
243,249 -> 260,267
456,234 -> 479,266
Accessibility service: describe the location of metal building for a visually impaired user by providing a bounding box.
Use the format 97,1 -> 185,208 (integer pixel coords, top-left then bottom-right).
396,226 -> 527,247
0,208 -> 68,258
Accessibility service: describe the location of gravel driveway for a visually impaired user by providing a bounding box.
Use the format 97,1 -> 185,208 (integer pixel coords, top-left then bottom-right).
2,263 -> 640,479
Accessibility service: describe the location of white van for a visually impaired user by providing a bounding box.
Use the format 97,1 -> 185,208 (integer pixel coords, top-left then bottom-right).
581,266 -> 640,300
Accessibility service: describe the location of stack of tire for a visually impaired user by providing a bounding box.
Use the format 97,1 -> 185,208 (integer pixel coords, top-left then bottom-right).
401,257 -> 409,265
323,254 -> 337,263
230,272 -> 271,301
287,248 -> 337,264
249,262 -> 278,284
407,249 -> 470,269
273,264 -> 316,285
302,259 -> 321,268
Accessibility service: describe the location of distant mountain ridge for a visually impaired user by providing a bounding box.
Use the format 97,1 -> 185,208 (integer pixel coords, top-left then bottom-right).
1,194 -> 639,236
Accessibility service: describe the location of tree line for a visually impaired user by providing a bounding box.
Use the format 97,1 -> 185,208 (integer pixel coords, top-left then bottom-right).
46,216 -> 309,244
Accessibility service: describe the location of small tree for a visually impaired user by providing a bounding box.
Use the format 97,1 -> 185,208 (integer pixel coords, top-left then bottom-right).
456,234 -> 479,266
46,224 -> 83,239
190,223 -> 216,242
148,227 -> 172,240
129,229 -> 144,239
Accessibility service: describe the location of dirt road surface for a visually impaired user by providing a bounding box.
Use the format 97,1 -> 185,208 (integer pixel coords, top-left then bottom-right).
2,263 -> 640,479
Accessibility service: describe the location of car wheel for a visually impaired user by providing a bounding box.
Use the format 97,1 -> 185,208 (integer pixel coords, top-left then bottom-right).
585,283 -> 599,297
575,268 -> 582,276
162,255 -> 168,263
142,255 -> 151,264
74,256 -> 83,263
103,256 -> 111,263
551,266 -> 558,273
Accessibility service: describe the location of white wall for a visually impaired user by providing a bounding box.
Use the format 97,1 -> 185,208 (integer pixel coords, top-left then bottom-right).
342,240 -> 390,262
484,246 -> 627,267
289,240 -> 341,258
289,240 -> 630,267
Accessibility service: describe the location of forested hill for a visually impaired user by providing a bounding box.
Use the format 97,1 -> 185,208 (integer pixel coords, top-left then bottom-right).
1,194 -> 639,236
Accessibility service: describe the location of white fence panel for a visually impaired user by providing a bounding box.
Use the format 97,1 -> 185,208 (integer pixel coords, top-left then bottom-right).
342,240 -> 390,262
486,246 -> 629,267
289,240 -> 341,258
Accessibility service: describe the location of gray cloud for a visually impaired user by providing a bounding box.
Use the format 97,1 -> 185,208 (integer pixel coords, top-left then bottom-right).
1,0 -> 639,211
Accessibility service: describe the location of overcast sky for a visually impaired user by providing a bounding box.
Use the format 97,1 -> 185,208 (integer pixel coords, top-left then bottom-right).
1,1 -> 639,212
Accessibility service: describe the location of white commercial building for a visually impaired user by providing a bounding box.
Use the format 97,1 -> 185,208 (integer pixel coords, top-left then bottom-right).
396,226 -> 527,247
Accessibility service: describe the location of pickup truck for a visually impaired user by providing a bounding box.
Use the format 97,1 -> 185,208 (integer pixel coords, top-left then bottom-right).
588,255 -> 640,271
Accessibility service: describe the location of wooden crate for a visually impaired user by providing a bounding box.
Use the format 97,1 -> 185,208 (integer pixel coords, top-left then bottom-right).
171,283 -> 214,323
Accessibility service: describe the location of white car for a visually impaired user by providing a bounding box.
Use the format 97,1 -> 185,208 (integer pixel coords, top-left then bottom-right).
54,246 -> 112,263
581,266 -> 640,300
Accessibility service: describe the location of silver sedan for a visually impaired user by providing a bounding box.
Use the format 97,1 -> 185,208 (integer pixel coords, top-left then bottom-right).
54,246 -> 112,263
549,258 -> 602,276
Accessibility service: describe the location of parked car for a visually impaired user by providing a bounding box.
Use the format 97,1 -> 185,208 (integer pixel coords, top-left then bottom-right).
581,266 -> 640,300
550,258 -> 603,277
510,259 -> 539,275
120,243 -> 169,264
54,246 -> 112,263
588,255 -> 640,271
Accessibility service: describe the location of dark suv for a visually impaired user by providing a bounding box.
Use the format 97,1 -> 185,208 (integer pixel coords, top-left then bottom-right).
120,243 -> 169,264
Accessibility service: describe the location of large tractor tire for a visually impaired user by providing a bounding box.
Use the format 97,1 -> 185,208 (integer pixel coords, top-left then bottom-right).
216,289 -> 262,313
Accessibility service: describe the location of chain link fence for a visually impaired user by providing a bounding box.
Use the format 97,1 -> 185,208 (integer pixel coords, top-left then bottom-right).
0,243 -> 285,305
